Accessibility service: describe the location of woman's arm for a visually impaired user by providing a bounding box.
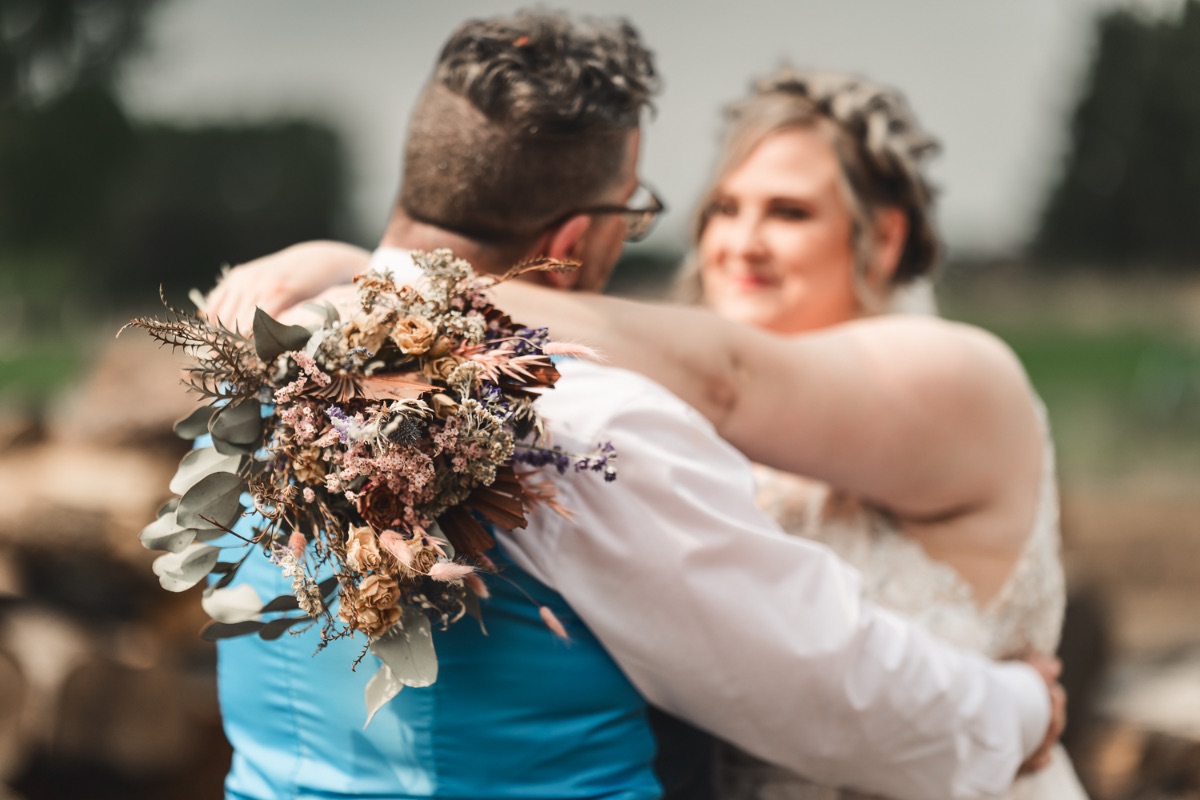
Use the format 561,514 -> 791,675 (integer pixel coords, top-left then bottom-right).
204,241 -> 372,330
202,246 -> 1043,522
492,282 -> 1042,521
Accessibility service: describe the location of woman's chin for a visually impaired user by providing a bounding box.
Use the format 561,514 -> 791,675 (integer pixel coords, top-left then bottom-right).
711,297 -> 784,331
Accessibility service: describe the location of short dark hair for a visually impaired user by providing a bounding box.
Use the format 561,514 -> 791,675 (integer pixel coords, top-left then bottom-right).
398,9 -> 659,243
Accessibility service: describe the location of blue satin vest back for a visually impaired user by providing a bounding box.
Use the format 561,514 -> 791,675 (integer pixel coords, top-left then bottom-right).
217,526 -> 660,799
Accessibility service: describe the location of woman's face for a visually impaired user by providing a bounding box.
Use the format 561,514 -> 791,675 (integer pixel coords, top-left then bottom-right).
699,127 -> 863,334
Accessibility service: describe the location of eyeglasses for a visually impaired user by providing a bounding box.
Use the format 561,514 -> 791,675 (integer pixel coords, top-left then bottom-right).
559,182 -> 666,242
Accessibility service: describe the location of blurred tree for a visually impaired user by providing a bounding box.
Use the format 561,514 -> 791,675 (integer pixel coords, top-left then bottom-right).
102,121 -> 352,302
0,0 -> 162,109
1032,1 -> 1200,269
0,0 -> 359,313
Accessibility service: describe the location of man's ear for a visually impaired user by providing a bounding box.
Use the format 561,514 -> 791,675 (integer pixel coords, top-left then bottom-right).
869,207 -> 908,287
538,214 -> 592,289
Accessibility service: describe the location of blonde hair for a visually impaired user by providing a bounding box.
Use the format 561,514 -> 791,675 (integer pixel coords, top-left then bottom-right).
680,67 -> 941,305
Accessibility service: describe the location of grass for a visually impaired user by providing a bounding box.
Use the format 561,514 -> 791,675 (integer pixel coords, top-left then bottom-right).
0,339 -> 89,406
942,273 -> 1200,482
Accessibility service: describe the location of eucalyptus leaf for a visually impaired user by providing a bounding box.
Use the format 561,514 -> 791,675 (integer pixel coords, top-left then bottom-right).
139,513 -> 199,553
370,606 -> 437,689
363,664 -> 405,729
253,307 -> 313,363
302,300 -> 340,328
156,497 -> 180,518
211,434 -> 256,456
259,593 -> 300,614
210,558 -> 244,590
176,472 -> 246,530
201,619 -> 266,641
174,406 -> 216,440
169,447 -> 243,495
152,543 -> 222,592
209,399 -> 262,446
201,584 -> 263,623
259,616 -> 310,640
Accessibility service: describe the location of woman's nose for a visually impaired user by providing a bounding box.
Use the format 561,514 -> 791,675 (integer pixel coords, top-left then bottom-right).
722,211 -> 767,261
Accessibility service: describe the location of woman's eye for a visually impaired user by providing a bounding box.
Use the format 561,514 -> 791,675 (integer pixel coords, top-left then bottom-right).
708,199 -> 737,217
772,205 -> 810,220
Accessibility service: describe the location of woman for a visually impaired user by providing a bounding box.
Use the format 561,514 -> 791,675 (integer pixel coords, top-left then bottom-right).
492,69 -> 1087,799
205,69 -> 1084,799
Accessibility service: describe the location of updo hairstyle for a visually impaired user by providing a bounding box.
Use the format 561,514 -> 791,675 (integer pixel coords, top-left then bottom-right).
691,67 -> 942,295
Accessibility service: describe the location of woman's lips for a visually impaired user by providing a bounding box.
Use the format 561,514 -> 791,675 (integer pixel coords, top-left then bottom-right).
726,273 -> 776,291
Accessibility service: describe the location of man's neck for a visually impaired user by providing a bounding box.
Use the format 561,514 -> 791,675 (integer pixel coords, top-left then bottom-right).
379,213 -> 509,275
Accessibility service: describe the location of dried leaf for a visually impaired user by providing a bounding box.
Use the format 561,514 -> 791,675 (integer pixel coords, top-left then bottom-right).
358,372 -> 434,402
169,447 -> 243,495
363,664 -> 404,729
152,543 -> 222,592
209,398 -> 262,446
370,605 -> 437,689
498,256 -> 580,283
437,506 -> 495,558
201,584 -> 263,624
201,619 -> 266,641
176,471 -> 246,530
174,406 -> 216,439
252,307 -> 312,363
258,616 -> 310,640
139,513 -> 199,553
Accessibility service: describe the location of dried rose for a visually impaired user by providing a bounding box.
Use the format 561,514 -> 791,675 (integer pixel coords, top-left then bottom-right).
293,445 -> 327,485
343,310 -> 393,354
423,355 -> 463,383
338,577 -> 402,637
356,485 -> 404,530
345,525 -> 382,572
380,532 -> 440,578
357,573 -> 399,609
390,316 -> 437,355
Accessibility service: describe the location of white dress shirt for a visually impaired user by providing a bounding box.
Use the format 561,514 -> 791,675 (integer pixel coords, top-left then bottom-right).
371,247 -> 1050,800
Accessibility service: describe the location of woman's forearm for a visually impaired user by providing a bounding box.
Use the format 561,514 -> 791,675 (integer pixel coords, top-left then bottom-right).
491,283 -> 743,427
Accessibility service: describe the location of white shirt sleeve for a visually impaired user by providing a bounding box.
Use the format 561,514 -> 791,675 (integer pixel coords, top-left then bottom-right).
498,361 -> 1049,800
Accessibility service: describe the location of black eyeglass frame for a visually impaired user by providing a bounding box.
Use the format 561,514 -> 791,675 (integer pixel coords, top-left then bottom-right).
402,182 -> 666,244
550,182 -> 666,243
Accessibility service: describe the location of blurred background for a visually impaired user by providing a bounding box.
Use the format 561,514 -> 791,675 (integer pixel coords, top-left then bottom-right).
1,1 -> 1198,798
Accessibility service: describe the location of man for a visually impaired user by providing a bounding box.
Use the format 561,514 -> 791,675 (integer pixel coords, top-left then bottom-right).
207,10 -> 1062,800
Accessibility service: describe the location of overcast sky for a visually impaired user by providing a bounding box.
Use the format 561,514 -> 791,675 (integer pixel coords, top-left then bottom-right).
118,0 -> 1181,256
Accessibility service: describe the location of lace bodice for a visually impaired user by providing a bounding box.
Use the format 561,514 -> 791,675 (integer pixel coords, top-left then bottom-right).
752,412 -> 1065,659
717,404 -> 1085,800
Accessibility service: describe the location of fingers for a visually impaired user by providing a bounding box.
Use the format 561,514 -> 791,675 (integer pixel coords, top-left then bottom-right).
1023,653 -> 1062,682
1015,654 -> 1068,776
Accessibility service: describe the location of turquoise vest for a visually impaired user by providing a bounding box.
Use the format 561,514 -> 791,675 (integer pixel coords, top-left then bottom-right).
217,517 -> 660,799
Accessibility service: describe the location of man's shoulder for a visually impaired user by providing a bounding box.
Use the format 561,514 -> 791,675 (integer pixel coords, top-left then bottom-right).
536,359 -> 709,443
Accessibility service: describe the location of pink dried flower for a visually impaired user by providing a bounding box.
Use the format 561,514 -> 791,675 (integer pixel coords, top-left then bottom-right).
463,573 -> 490,599
287,532 -> 307,560
379,530 -> 411,568
539,606 -> 569,641
543,341 -> 603,361
428,562 -> 475,582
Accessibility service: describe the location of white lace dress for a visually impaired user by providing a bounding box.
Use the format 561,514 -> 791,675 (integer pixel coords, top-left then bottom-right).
716,412 -> 1089,800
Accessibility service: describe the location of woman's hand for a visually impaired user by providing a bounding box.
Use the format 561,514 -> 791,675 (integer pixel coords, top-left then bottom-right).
204,241 -> 371,331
